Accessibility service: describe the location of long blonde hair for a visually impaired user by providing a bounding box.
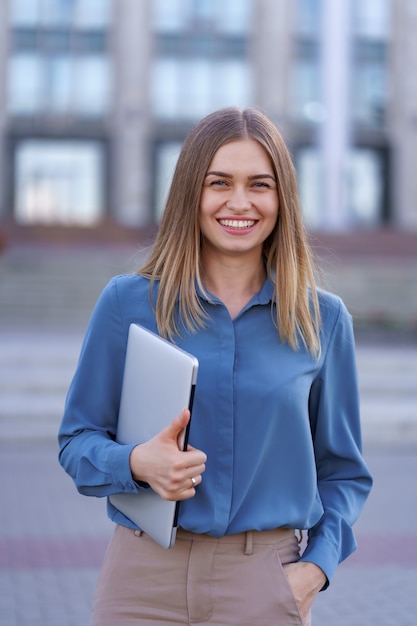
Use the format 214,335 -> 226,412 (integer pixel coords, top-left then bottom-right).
139,107 -> 321,356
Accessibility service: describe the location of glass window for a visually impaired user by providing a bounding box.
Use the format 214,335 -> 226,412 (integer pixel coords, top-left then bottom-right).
296,146 -> 385,228
44,55 -> 72,111
74,0 -> 112,29
346,149 -> 383,226
152,59 -> 251,120
14,139 -> 105,225
40,0 -> 75,26
7,54 -> 43,114
291,59 -> 322,122
8,51 -> 110,115
73,55 -> 111,115
294,0 -> 322,36
296,148 -> 323,229
352,61 -> 386,127
9,0 -> 112,29
353,0 -> 391,39
152,0 -> 251,34
216,0 -> 251,34
213,60 -> 250,108
152,59 -> 181,119
9,0 -> 41,26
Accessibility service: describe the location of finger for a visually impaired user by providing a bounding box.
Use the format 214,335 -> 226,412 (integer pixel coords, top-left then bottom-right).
160,409 -> 190,442
188,473 -> 203,490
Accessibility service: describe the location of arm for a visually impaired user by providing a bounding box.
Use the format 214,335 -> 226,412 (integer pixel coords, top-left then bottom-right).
300,297 -> 373,583
58,277 -> 206,500
58,278 -> 136,497
282,298 -> 372,619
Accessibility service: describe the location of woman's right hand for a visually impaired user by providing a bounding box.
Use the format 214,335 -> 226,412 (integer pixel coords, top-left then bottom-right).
129,409 -> 207,501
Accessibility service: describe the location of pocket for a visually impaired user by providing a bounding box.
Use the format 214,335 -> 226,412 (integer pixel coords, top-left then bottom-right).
273,548 -> 305,626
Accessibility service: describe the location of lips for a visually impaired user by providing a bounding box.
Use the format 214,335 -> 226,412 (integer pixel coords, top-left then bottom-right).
218,219 -> 256,229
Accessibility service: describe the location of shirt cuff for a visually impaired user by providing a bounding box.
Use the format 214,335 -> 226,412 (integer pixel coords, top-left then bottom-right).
299,535 -> 343,588
108,442 -> 142,493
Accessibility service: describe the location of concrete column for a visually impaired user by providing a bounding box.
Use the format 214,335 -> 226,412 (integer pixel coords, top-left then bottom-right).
0,2 -> 9,219
252,0 -> 292,131
319,0 -> 352,230
110,0 -> 152,227
390,0 -> 417,230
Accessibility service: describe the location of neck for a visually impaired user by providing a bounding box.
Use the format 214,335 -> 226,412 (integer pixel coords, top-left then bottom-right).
200,250 -> 266,315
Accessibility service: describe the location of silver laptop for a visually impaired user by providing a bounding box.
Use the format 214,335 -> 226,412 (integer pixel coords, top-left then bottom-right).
109,323 -> 199,549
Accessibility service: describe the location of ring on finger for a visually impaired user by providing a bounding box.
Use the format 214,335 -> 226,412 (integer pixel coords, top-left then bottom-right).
191,476 -> 197,487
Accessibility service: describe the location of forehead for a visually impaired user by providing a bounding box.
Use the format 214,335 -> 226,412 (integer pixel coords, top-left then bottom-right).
208,139 -> 273,172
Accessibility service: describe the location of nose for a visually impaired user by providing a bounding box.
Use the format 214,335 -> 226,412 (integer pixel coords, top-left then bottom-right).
225,186 -> 251,212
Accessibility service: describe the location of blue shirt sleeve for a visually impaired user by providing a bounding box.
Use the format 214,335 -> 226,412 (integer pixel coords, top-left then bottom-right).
299,297 -> 373,584
58,277 -> 140,497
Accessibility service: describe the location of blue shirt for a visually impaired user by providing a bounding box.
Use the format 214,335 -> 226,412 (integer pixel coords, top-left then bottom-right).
58,274 -> 372,584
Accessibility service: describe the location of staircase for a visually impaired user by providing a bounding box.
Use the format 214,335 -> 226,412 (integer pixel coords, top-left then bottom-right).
0,244 -> 145,330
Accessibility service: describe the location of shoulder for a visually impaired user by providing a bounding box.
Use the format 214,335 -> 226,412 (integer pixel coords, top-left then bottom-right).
108,273 -> 152,297
315,289 -> 356,359
316,288 -> 352,334
94,273 -> 156,320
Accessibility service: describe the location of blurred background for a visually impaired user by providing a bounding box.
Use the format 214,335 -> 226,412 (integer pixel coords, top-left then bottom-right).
0,0 -> 416,335
0,1 -> 416,625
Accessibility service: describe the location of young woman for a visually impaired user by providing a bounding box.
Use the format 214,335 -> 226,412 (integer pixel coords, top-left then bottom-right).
58,107 -> 372,625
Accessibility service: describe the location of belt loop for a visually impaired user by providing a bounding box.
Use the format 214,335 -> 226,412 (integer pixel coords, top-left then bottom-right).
244,530 -> 253,555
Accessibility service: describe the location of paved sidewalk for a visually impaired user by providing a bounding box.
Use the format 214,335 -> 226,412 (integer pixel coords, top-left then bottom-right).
1,440 -> 416,625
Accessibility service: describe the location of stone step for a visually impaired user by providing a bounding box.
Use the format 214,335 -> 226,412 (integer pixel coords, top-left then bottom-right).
0,245 -> 144,327
1,246 -> 417,330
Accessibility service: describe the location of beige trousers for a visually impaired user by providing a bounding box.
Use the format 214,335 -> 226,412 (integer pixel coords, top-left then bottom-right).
91,524 -> 311,626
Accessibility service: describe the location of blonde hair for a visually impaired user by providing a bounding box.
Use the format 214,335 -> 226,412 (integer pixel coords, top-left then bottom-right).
139,107 -> 321,356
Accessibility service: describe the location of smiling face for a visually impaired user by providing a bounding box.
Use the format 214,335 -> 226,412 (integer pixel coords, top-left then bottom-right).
199,139 -> 279,264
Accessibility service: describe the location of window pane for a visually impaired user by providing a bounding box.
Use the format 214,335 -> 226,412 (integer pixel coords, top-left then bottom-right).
347,149 -> 383,226
8,54 -> 43,114
213,61 -> 251,109
353,0 -> 391,39
152,59 -> 251,120
73,55 -> 110,114
152,0 -> 190,32
352,62 -> 386,127
294,0 -> 322,36
152,59 -> 180,118
74,0 -> 112,29
45,55 -> 72,111
9,0 -> 41,26
152,0 -> 250,33
297,147 -> 384,228
296,148 -> 323,229
216,0 -> 251,34
40,0 -> 75,26
10,0 -> 112,28
14,140 -> 105,225
184,61 -> 211,118
291,59 -> 321,121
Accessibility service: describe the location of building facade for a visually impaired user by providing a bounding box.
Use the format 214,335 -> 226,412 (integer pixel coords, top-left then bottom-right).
0,0 -> 416,232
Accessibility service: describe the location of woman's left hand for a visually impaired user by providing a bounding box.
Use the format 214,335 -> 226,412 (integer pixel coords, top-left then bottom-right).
282,561 -> 327,621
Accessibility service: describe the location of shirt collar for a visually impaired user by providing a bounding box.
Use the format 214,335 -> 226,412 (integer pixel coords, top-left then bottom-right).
195,275 -> 275,306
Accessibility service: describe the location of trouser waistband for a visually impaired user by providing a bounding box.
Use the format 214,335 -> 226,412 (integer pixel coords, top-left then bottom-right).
176,527 -> 295,556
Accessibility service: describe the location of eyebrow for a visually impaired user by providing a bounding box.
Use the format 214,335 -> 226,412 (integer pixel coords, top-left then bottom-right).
205,170 -> 276,181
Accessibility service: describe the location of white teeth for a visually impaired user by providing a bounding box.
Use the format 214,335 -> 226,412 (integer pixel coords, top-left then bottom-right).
219,219 -> 255,229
